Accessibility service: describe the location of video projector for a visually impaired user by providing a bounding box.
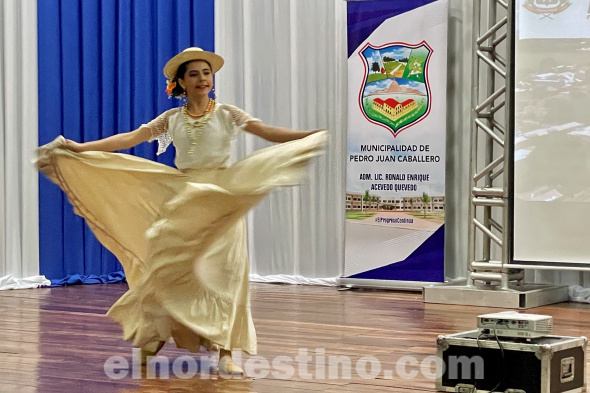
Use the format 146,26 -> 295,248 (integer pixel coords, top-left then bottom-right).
477,311 -> 553,339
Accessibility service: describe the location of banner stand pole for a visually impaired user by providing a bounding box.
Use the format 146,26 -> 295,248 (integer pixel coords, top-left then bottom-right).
339,278 -> 430,292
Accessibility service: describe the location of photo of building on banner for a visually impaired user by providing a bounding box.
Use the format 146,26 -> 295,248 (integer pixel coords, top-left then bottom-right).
343,0 -> 448,285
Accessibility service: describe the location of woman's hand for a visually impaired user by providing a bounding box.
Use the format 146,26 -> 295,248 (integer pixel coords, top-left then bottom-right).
65,139 -> 84,152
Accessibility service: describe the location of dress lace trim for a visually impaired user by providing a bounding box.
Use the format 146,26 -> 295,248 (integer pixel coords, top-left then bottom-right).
154,132 -> 173,155
219,104 -> 261,128
144,107 -> 182,155
145,104 -> 260,156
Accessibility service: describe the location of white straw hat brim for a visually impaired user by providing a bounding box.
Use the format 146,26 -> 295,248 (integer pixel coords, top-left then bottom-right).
163,47 -> 224,79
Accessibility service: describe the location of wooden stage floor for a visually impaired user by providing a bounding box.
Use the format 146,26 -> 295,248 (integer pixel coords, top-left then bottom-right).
1,283 -> 589,392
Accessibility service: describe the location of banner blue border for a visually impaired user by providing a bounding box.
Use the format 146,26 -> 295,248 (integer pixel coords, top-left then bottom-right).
347,0 -> 438,58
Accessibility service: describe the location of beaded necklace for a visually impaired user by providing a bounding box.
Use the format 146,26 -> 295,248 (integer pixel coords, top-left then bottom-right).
183,99 -> 215,154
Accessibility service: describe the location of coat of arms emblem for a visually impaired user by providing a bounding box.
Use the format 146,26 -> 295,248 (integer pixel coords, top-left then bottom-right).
358,42 -> 432,137
523,0 -> 571,19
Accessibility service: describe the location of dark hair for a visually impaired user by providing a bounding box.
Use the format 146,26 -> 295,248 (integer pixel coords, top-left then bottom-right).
170,60 -> 213,97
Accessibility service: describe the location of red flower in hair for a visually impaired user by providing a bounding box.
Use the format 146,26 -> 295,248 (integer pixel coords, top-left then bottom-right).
165,80 -> 176,96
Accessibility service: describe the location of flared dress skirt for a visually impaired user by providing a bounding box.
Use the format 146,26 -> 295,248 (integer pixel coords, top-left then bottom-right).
35,131 -> 328,354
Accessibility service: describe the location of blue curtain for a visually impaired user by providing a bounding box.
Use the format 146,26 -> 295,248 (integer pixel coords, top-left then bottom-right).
38,0 -> 214,280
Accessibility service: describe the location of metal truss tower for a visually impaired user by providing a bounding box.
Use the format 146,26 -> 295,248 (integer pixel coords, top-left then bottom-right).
468,0 -> 517,289
423,0 -> 569,308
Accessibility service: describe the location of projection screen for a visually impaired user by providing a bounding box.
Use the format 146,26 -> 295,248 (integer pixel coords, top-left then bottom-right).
513,0 -> 590,267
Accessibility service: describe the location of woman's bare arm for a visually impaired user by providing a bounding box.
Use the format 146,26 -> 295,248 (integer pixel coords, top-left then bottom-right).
65,127 -> 153,152
243,121 -> 323,143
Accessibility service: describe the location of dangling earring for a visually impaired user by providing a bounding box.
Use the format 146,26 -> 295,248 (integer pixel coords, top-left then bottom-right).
212,85 -> 217,100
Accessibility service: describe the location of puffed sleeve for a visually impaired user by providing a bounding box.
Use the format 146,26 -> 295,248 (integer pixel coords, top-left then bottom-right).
142,107 -> 181,155
219,104 -> 261,138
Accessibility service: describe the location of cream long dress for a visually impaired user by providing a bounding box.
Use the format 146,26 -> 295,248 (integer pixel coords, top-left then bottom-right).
36,103 -> 327,355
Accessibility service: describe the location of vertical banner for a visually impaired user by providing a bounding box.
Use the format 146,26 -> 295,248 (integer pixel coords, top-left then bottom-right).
343,0 -> 448,285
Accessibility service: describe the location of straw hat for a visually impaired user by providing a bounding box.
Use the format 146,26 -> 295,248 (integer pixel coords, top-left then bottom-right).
163,47 -> 224,79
